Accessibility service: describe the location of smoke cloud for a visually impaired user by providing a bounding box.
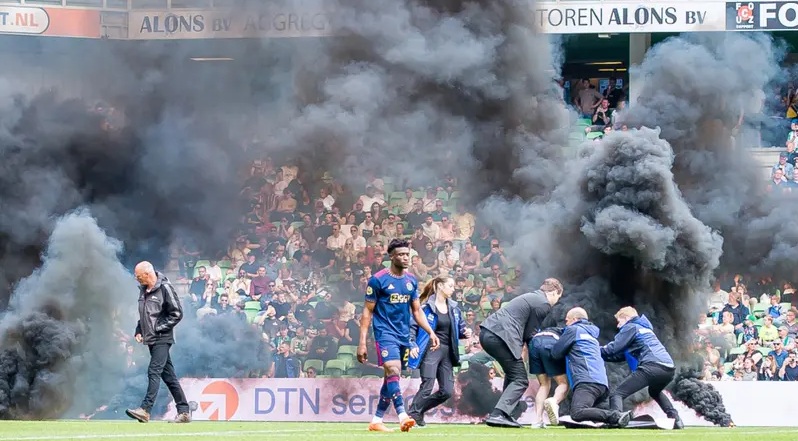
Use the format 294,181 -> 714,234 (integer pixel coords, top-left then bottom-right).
0,210 -> 134,419
670,368 -> 733,427
0,0 -> 788,426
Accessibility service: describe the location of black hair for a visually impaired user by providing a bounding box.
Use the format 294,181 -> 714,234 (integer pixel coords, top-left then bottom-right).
387,238 -> 410,255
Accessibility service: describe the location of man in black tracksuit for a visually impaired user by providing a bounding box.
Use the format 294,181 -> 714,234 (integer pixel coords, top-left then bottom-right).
601,307 -> 684,429
126,261 -> 191,423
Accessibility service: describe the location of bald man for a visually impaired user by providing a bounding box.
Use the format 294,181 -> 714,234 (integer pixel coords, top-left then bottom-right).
550,307 -> 631,428
125,262 -> 191,424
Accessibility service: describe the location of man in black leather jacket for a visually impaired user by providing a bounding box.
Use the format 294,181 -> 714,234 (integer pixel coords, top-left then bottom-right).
125,261 -> 191,423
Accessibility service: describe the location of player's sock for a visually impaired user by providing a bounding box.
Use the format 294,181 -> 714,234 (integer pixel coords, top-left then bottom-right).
372,378 -> 391,423
385,375 -> 406,415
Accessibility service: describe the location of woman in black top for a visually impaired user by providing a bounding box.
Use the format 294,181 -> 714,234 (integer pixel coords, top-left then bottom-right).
407,276 -> 470,426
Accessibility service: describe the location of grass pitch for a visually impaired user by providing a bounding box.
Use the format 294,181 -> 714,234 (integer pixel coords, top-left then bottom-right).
0,421 -> 795,441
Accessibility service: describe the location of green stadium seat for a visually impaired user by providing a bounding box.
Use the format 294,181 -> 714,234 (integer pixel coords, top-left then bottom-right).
758,347 -> 772,357
436,192 -> 449,201
413,191 -> 424,199
458,345 -> 466,355
346,367 -> 361,376
304,359 -> 325,373
586,132 -> 603,140
244,309 -> 259,324
338,345 -> 358,361
291,221 -> 305,230
576,118 -> 592,126
325,360 -> 347,377
781,303 -> 792,311
460,360 -> 469,371
218,260 -> 232,269
382,261 -> 391,268
244,301 -> 260,311
383,183 -> 394,196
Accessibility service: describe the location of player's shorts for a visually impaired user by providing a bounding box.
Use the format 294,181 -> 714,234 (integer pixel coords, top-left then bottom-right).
375,340 -> 410,369
528,334 -> 566,377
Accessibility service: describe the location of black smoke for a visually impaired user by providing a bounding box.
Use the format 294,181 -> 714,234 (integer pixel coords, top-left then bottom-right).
669,368 -> 733,427
0,211 -> 134,419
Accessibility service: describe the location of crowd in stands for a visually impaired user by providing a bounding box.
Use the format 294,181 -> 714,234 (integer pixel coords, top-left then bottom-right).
697,279 -> 798,381
141,77 -> 798,382
162,157 -> 512,379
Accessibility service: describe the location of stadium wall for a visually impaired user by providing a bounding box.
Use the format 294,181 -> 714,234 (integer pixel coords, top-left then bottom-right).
161,377 -> 796,427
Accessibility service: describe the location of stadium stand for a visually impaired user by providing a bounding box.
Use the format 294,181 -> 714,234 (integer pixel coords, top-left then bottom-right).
144,92 -> 798,382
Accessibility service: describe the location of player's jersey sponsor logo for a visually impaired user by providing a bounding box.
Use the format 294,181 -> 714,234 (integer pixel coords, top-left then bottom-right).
389,293 -> 411,304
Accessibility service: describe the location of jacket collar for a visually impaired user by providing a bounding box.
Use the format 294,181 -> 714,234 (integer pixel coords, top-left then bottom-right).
426,294 -> 455,313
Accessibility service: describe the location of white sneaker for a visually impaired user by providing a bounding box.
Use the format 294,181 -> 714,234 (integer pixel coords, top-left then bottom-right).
530,421 -> 546,429
543,398 -> 560,426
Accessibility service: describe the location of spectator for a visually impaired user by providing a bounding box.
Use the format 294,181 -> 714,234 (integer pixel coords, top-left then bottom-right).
308,327 -> 337,362
759,316 -> 779,346
717,292 -> 750,332
272,342 -> 301,378
772,152 -> 795,181
779,354 -> 798,381
239,254 -> 259,278
250,266 -> 272,301
769,341 -> 789,369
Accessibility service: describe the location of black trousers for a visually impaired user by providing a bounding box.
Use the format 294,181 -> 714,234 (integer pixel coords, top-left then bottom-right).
141,343 -> 189,414
609,363 -> 677,417
570,382 -> 622,424
479,330 -> 528,418
410,343 -> 454,416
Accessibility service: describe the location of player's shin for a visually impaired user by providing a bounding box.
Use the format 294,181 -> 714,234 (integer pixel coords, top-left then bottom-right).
372,379 -> 391,424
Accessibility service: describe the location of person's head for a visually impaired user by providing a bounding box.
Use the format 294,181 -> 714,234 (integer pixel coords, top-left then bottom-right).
219,293 -> 229,306
764,315 -> 774,326
419,276 -> 455,303
721,311 -> 733,324
773,340 -> 783,352
306,366 -> 317,378
743,358 -> 754,371
787,309 -> 797,323
279,341 -> 291,354
565,307 -> 588,326
788,354 -> 798,367
257,266 -> 266,277
388,239 -> 411,270
779,326 -> 789,337
614,306 -> 638,328
541,278 -> 564,306
134,261 -> 158,287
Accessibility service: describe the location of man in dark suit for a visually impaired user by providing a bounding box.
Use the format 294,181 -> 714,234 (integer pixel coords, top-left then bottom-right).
479,278 -> 563,428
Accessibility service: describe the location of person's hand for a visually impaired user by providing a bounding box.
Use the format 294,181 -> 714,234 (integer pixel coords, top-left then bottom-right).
135,334 -> 143,344
409,347 -> 419,358
429,334 -> 440,351
464,328 -> 473,338
357,342 -> 368,364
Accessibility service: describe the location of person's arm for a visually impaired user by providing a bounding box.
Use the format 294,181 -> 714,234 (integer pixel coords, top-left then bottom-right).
550,326 -> 576,360
155,282 -> 184,333
357,278 -> 379,363
409,305 -> 424,347
134,321 -> 142,343
411,299 -> 439,350
601,325 -> 635,362
457,307 -> 468,339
